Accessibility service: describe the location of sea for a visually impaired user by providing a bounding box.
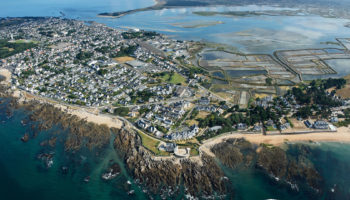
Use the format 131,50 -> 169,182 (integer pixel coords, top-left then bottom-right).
1,0 -> 350,199
2,0 -> 350,54
1,98 -> 350,200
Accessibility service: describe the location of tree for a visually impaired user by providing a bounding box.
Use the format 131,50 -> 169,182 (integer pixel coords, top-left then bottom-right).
114,107 -> 129,116
0,75 -> 5,82
295,106 -> 312,119
265,77 -> 273,86
97,69 -> 108,76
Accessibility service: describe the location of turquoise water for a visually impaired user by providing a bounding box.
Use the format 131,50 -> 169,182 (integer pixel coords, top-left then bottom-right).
221,143 -> 350,200
0,0 -> 155,18
0,99 -> 147,200
1,98 -> 350,199
2,1 -> 350,198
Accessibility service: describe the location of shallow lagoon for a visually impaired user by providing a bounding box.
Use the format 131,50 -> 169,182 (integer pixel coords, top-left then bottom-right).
303,59 -> 350,80
227,70 -> 267,78
2,1 -> 350,54
92,7 -> 350,54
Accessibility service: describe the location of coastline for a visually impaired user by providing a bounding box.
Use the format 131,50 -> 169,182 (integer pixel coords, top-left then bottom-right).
3,68 -> 350,159
97,0 -> 165,18
200,128 -> 350,157
0,69 -> 11,83
18,90 -> 124,129
1,13 -> 350,199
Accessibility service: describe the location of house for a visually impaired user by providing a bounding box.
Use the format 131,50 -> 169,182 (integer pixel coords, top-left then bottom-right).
266,119 -> 275,126
209,126 -> 222,132
237,123 -> 247,130
175,86 -> 187,97
281,123 -> 290,130
304,120 -> 312,128
107,106 -> 114,114
147,126 -> 157,133
253,125 -> 262,132
330,117 -> 339,123
198,97 -> 210,105
137,119 -> 149,129
129,111 -> 137,117
313,120 -> 329,129
155,131 -> 164,138
159,143 -> 176,152
166,125 -> 199,141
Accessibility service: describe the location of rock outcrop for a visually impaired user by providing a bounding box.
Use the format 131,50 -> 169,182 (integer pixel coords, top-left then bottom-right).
212,138 -> 323,194
114,128 -> 228,197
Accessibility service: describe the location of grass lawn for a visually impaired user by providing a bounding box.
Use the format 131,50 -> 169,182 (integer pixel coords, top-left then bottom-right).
10,39 -> 38,44
177,142 -> 200,156
266,126 -> 277,131
137,131 -> 170,156
190,148 -> 200,156
161,72 -> 186,85
186,119 -> 199,126
197,111 -> 210,119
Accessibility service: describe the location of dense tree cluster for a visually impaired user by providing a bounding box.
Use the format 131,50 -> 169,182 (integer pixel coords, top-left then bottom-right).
122,31 -> 159,39
128,90 -> 155,103
0,39 -> 37,59
94,46 -> 110,54
114,45 -> 137,57
197,104 -> 283,141
75,51 -> 93,60
288,78 -> 346,119
114,107 -> 129,116
196,78 -> 347,140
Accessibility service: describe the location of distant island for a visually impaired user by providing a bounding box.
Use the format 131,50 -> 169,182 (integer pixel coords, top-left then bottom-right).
98,0 -> 350,19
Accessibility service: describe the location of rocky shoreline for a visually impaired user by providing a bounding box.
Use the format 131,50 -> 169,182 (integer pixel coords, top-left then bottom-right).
0,85 -> 230,198
212,138 -> 324,196
114,128 -> 229,198
0,83 -> 327,198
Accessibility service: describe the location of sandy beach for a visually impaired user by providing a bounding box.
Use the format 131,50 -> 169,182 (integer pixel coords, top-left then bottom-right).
20,91 -> 124,129
0,69 -> 11,83
200,127 -> 350,157
61,106 -> 124,129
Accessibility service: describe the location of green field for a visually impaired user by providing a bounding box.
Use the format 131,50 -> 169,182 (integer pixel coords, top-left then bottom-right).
266,126 -> 277,131
10,39 -> 37,44
161,72 -> 186,85
137,131 -> 170,156
0,39 -> 37,59
177,143 -> 200,156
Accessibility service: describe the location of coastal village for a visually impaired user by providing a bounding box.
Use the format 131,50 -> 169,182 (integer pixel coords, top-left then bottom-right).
1,17 -> 350,159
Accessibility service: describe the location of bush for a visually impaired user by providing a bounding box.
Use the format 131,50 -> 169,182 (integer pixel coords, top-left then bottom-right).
114,107 -> 129,116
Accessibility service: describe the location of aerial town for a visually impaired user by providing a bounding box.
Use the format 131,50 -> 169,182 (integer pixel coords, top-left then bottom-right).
1,17 -> 350,157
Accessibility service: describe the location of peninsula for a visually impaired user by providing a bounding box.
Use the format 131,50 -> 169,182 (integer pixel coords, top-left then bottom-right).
1,17 -> 350,198
98,0 -> 350,19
